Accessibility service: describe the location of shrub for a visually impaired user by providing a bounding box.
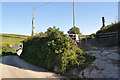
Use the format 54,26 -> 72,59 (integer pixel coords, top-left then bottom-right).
20,27 -> 93,74
2,46 -> 17,56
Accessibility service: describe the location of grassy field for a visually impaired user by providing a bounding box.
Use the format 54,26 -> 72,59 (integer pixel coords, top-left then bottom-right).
0,34 -> 29,55
0,34 -> 29,46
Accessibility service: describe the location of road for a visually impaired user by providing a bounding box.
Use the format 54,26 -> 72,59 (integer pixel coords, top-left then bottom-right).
0,56 -> 66,79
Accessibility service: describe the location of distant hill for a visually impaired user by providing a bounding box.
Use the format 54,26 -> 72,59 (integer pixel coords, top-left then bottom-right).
0,34 -> 29,46
1,34 -> 29,38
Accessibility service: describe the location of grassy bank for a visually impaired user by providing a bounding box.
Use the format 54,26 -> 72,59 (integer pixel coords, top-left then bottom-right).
0,34 -> 29,46
2,46 -> 17,56
0,34 -> 29,56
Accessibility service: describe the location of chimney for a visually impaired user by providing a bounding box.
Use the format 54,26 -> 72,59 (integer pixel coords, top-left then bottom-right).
102,17 -> 105,27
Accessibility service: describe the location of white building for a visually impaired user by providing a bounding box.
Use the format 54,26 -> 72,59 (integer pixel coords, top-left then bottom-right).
68,34 -> 79,41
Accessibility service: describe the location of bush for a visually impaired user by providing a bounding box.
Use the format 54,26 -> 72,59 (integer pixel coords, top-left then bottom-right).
2,46 -> 17,56
20,27 -> 94,74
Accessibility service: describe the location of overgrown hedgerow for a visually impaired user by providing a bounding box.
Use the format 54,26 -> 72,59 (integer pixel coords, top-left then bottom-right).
96,22 -> 120,34
20,27 -> 94,74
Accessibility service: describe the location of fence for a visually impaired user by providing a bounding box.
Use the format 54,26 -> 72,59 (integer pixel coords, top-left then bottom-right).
95,32 -> 118,45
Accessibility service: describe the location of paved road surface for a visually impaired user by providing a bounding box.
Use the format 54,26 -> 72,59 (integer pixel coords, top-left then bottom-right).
0,56 -> 66,79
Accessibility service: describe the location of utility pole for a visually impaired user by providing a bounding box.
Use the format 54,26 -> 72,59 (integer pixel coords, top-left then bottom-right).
73,0 -> 75,28
31,8 -> 35,36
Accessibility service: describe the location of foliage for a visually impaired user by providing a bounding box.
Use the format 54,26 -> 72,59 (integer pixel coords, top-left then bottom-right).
34,32 -> 47,37
86,33 -> 96,39
76,54 -> 96,71
90,33 -> 96,38
68,27 -> 81,34
2,46 -> 17,56
0,34 -> 28,56
0,46 -> 2,55
20,27 -> 89,74
96,22 -> 119,34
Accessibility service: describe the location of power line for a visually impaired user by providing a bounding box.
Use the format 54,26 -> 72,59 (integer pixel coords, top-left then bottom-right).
35,2 -> 51,9
31,2 -> 51,36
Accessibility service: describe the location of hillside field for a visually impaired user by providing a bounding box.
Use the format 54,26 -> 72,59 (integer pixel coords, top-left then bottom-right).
0,34 -> 29,46
0,34 -> 29,55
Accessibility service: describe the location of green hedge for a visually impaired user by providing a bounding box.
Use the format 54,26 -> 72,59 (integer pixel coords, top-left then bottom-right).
20,27 -> 95,74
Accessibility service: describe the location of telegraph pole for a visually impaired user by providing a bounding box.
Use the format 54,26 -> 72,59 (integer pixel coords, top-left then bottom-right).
73,0 -> 75,27
31,8 -> 35,36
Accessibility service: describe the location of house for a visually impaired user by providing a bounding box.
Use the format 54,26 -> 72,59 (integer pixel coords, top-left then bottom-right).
12,44 -> 23,56
68,34 -> 79,41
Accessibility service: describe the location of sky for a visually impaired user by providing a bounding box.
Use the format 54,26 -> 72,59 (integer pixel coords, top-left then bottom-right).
1,2 -> 118,35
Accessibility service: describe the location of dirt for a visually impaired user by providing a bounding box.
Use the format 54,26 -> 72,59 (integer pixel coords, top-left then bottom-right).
78,41 -> 119,78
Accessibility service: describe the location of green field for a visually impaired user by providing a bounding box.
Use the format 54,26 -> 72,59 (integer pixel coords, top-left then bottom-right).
0,34 -> 29,46
0,34 -> 29,55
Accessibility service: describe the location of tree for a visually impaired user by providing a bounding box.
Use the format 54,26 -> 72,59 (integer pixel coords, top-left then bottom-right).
45,26 -> 60,35
68,27 -> 80,34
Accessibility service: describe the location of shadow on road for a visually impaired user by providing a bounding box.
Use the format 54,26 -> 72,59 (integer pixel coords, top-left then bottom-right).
1,55 -> 69,79
1,55 -> 50,72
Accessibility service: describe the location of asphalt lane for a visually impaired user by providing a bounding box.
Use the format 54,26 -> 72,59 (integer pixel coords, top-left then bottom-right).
0,56 -> 66,79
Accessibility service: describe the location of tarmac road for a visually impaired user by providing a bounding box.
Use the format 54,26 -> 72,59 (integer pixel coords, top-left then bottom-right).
0,56 -> 66,79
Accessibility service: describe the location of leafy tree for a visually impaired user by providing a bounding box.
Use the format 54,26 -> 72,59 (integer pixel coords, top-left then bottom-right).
45,26 -> 62,36
68,27 -> 80,34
